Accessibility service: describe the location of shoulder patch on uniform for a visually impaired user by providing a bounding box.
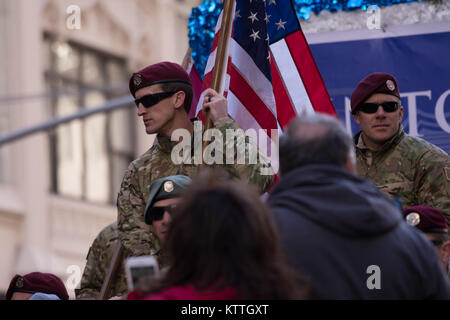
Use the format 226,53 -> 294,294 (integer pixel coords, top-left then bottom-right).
445,167 -> 450,181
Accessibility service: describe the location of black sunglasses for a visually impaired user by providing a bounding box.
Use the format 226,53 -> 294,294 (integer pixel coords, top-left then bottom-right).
357,101 -> 399,114
148,204 -> 178,222
430,239 -> 444,247
134,91 -> 177,108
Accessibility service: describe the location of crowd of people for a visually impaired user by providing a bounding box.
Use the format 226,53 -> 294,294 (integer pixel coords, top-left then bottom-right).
5,62 -> 449,300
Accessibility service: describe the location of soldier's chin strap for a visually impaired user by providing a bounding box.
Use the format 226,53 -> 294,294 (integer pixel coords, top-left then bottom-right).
99,241 -> 124,300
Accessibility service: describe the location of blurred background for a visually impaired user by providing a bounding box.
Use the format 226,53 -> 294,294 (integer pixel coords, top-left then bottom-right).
0,0 -> 201,298
0,0 -> 448,299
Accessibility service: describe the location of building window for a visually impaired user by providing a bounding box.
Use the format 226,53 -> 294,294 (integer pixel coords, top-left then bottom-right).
43,33 -> 135,204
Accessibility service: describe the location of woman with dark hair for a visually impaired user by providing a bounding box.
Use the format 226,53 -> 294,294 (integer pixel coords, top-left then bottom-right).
130,170 -> 308,300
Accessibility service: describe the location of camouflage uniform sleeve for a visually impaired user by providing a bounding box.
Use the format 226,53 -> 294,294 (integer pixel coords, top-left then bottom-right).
75,233 -> 105,299
212,118 -> 274,194
117,162 -> 160,258
415,150 -> 450,228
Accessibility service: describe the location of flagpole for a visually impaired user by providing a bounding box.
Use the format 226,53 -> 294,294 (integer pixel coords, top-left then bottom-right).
204,0 -> 236,132
182,47 -> 193,71
201,0 -> 235,169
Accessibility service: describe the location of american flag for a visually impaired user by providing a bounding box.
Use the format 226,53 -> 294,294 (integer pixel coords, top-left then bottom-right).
191,0 -> 336,137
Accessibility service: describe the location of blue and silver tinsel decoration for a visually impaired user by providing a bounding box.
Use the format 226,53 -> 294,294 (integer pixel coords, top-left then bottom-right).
188,1 -> 223,79
188,0 -> 425,77
292,0 -> 426,20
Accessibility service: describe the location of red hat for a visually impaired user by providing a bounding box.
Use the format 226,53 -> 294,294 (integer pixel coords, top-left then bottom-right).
403,205 -> 448,234
6,272 -> 69,300
129,61 -> 191,98
351,72 -> 400,114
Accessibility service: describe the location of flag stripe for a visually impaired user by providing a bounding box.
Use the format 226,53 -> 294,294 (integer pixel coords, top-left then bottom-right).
285,32 -> 336,116
229,65 -> 278,134
210,12 -> 223,52
189,65 -> 203,119
230,39 -> 277,117
270,39 -> 314,116
228,91 -> 279,172
204,48 -> 217,77
270,55 -> 297,129
227,91 -> 263,131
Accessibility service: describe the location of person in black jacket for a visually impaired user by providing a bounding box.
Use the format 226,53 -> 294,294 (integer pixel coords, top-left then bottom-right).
268,113 -> 450,299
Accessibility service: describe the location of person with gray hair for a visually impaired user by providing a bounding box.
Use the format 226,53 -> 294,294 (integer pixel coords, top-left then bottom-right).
278,113 -> 357,176
268,113 -> 450,299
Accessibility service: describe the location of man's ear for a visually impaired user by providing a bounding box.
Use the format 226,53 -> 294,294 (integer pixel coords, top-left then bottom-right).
174,91 -> 186,110
398,105 -> 404,121
353,112 -> 361,126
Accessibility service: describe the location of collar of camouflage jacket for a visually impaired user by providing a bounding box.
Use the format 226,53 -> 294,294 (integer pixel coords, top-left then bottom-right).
354,126 -> 405,154
156,135 -> 181,154
156,118 -> 199,154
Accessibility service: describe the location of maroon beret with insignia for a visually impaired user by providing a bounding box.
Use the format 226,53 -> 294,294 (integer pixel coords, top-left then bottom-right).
403,205 -> 448,234
351,72 -> 400,114
129,61 -> 191,98
6,272 -> 69,300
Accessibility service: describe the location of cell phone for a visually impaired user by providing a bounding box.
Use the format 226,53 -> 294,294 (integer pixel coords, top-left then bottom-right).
124,256 -> 160,291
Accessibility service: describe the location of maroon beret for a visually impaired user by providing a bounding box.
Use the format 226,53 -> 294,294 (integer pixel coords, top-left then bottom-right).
129,61 -> 192,98
6,272 -> 69,300
351,72 -> 400,114
403,205 -> 448,234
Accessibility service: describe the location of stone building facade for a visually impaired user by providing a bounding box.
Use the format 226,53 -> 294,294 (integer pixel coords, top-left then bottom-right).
0,0 -> 200,298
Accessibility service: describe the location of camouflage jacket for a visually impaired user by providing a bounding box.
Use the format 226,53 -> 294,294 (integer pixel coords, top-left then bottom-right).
76,222 -> 163,299
117,118 -> 274,258
354,126 -> 450,228
75,222 -> 128,299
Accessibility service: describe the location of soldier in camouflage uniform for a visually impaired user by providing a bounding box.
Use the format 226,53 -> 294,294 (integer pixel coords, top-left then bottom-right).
118,61 -> 274,260
75,222 -> 131,299
77,176 -> 190,299
351,72 -> 450,229
143,175 -> 191,247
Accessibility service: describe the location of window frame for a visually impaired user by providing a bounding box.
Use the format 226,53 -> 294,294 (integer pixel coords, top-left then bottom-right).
43,32 -> 136,204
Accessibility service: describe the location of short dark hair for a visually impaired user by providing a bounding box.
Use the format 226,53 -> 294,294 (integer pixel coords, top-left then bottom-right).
279,114 -> 353,175
160,82 -> 193,114
146,169 -> 308,299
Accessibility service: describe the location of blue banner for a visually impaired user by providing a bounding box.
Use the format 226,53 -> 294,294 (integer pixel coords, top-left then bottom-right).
310,31 -> 450,154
